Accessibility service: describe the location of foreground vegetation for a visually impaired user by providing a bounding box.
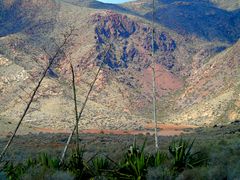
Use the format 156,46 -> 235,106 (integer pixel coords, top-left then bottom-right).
0,123 -> 240,179
0,138 -> 208,180
0,122 -> 239,179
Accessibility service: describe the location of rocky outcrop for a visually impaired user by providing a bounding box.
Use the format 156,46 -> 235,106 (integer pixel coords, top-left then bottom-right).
92,12 -> 177,71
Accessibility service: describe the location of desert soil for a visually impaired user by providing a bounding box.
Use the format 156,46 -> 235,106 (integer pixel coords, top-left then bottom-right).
34,123 -> 197,136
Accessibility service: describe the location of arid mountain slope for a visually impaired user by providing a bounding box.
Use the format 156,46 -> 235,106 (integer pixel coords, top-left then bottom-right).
0,0 -> 186,130
163,40 -> 240,125
0,0 -> 239,130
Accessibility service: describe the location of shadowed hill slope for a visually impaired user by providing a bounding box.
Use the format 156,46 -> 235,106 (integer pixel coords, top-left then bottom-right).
0,0 -> 59,37
125,0 -> 240,43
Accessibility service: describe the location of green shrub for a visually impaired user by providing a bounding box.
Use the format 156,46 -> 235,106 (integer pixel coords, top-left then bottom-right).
168,138 -> 207,173
3,162 -> 26,180
66,148 -> 91,179
36,153 -> 60,169
2,153 -> 60,179
115,139 -> 151,179
149,151 -> 168,167
88,156 -> 110,178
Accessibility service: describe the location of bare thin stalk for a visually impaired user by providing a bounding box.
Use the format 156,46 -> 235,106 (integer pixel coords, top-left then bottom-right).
0,30 -> 73,163
59,45 -> 111,164
151,0 -> 159,150
70,63 -> 79,149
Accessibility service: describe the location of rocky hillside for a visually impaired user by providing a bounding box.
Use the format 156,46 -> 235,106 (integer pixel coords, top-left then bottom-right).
162,40 -> 240,125
0,0 -> 239,131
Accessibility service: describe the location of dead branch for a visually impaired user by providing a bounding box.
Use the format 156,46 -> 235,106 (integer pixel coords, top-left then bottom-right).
151,0 -> 159,150
0,28 -> 75,163
59,44 -> 112,165
69,62 -> 79,149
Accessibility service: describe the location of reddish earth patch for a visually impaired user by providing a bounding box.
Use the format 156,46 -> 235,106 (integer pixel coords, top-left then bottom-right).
139,64 -> 183,96
34,123 -> 197,136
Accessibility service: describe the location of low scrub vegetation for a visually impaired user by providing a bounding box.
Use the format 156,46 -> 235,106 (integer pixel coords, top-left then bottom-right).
0,138 -> 208,179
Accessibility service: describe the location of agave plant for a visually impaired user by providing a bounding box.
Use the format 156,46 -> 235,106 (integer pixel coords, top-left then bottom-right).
25,157 -> 37,168
169,138 -> 207,172
84,155 -> 111,179
3,162 -> 26,180
116,139 -> 151,180
37,153 -> 60,169
66,148 -> 91,179
149,151 -> 168,167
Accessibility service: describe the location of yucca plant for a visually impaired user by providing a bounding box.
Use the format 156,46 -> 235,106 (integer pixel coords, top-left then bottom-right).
85,156 -> 110,178
169,138 -> 207,172
36,153 -> 60,170
66,148 -> 91,179
26,157 -> 37,168
116,139 -> 151,180
3,162 -> 26,180
2,154 -> 60,179
149,151 -> 168,167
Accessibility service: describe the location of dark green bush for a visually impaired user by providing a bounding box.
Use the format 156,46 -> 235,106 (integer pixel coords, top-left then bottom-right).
66,148 -> 90,179
2,153 -> 60,180
169,138 -> 208,173
114,139 -> 151,179
149,151 -> 168,167
3,162 -> 26,180
88,156 -> 110,177
37,153 -> 60,169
